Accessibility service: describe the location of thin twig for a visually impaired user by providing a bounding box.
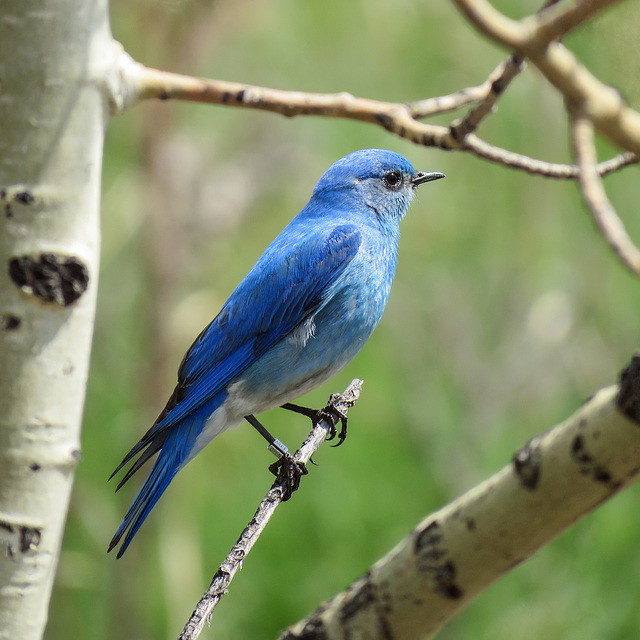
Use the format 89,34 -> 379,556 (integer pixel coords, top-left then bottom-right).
451,0 -> 640,156
572,115 -> 640,276
177,380 -> 363,640
465,134 -> 638,178
407,85 -> 490,119
449,55 -> 524,141
407,56 -> 522,120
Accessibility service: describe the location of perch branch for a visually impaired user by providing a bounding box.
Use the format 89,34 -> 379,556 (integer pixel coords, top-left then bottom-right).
177,380 -> 363,640
280,356 -> 640,640
572,115 -> 640,276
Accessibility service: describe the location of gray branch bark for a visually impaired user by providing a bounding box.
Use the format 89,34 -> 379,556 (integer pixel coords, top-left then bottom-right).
280,357 -> 640,640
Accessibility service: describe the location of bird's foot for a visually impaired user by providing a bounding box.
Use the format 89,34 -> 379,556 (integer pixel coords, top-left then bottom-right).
280,401 -> 349,447
269,455 -> 308,501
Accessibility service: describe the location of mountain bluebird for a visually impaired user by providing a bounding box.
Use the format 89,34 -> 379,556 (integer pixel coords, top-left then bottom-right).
108,149 -> 444,557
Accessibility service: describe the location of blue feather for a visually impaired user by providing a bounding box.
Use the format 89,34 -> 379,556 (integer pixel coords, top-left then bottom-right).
108,149 -> 444,556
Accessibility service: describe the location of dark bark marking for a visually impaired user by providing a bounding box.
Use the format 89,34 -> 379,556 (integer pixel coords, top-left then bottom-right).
280,617 -> 328,640
340,573 -> 394,639
1,314 -> 21,331
375,113 -> 394,131
570,434 -> 618,488
512,436 -> 542,490
617,354 -> 640,425
15,190 -> 35,205
9,253 -> 89,306
0,520 -> 42,555
0,521 -> 13,534
415,520 -> 463,600
570,435 -> 591,466
19,526 -> 41,552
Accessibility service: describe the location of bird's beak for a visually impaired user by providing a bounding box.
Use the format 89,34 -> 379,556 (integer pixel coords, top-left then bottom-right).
411,171 -> 446,186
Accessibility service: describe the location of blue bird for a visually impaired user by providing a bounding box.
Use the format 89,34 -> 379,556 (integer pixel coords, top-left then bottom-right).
108,149 -> 444,557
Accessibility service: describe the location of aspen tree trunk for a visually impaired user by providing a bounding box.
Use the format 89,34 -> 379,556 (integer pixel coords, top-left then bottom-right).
0,2 -> 116,638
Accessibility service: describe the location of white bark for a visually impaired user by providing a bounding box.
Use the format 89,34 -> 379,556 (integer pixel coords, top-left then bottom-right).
0,2 -> 118,638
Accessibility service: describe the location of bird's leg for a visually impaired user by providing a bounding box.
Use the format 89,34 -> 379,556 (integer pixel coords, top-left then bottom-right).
245,414 -> 290,459
280,401 -> 349,447
244,414 -> 307,501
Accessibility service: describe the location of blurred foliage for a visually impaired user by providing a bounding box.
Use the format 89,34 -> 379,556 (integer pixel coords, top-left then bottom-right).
46,1 -> 640,639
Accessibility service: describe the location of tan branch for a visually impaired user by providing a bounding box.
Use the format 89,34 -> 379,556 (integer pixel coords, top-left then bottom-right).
451,0 -> 640,156
110,53 -> 636,181
407,86 -> 489,119
465,135 -> 637,178
449,0 -> 528,48
178,381 -> 363,640
522,0 -> 622,45
449,55 -> 524,141
280,357 -> 640,640
572,115 -> 640,276
408,56 -> 522,120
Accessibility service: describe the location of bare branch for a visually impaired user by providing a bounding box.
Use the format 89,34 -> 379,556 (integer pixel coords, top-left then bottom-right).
452,0 -> 621,48
596,151 -> 640,177
523,0 -> 622,44
449,0 -> 528,49
464,135 -> 638,178
449,55 -> 524,140
177,380 -> 363,640
408,56 -> 522,120
572,115 -> 640,276
111,55 -> 636,181
407,86 -> 489,119
451,0 -> 640,156
281,360 -> 640,640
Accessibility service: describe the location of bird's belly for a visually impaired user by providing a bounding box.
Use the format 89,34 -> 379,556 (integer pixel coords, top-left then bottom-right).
189,308 -> 370,462
190,276 -> 389,460
227,283 -> 385,418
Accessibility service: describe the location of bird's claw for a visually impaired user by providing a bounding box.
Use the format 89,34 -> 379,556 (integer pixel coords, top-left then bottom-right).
321,405 -> 348,447
280,399 -> 349,446
269,455 -> 308,501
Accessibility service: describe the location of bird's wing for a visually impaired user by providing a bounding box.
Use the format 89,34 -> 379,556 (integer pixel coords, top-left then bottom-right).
111,223 -> 362,480
160,223 -> 361,429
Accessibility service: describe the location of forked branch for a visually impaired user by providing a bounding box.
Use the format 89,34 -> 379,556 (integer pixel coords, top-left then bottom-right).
109,50 -> 636,180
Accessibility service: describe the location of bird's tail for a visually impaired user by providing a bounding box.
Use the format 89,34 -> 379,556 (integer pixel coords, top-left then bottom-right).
108,418 -> 199,559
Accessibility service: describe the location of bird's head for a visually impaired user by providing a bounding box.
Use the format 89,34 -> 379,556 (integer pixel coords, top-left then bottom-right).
311,149 -> 444,226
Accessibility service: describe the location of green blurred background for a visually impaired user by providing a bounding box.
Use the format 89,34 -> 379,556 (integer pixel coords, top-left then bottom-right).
46,1 -> 640,638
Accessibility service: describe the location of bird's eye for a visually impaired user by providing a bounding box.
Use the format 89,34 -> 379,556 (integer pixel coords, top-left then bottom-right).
383,170 -> 402,190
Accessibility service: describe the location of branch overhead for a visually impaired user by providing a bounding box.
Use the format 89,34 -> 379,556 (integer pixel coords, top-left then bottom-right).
107,0 -> 640,275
